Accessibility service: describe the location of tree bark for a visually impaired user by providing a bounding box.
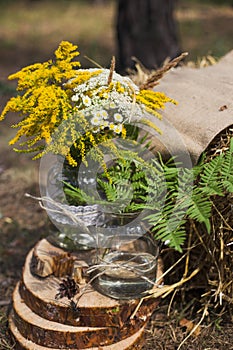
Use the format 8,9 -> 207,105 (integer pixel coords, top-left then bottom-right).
116,0 -> 181,73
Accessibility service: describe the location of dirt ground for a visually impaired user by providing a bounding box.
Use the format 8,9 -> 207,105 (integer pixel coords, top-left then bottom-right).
0,1 -> 233,349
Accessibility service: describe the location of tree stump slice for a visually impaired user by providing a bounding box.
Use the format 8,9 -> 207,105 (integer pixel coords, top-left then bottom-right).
9,239 -> 163,349
9,315 -> 145,350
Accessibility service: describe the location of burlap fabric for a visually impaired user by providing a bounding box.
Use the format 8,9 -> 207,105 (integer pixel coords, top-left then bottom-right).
152,50 -> 233,166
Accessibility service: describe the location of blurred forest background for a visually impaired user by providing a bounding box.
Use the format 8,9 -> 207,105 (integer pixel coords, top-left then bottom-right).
0,1 -> 233,349
0,0 -> 233,80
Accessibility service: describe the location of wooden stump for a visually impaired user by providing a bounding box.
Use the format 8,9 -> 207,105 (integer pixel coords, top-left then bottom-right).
9,239 -> 163,349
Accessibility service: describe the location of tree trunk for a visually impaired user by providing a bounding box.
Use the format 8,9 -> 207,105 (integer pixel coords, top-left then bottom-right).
116,0 -> 181,73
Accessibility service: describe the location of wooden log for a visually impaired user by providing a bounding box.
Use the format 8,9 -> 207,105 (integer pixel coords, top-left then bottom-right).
20,240 -> 162,328
30,239 -> 89,279
9,314 -> 145,350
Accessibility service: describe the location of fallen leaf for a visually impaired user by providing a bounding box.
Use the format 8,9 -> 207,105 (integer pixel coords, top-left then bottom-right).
179,318 -> 201,337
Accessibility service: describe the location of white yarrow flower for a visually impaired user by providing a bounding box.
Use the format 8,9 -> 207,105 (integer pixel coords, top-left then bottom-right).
114,113 -> 123,123
101,120 -> 109,128
114,124 -> 123,134
93,110 -> 102,118
83,95 -> 91,107
100,110 -> 108,119
110,101 -> 116,109
109,123 -> 115,131
92,127 -> 100,133
91,116 -> 101,126
71,94 -> 79,102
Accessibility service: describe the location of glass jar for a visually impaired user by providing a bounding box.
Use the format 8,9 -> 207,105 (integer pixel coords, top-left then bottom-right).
89,229 -> 160,300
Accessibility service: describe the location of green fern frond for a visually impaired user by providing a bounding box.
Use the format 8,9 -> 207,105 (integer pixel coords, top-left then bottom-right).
63,182 -> 98,205
131,170 -> 146,181
63,138 -> 233,252
146,203 -> 187,252
186,188 -> 212,233
220,138 -> 233,185
199,154 -> 224,196
153,223 -> 186,252
223,178 -> 233,192
97,179 -> 132,202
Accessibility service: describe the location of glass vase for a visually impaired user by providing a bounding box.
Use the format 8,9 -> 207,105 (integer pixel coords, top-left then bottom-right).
40,155 -> 106,251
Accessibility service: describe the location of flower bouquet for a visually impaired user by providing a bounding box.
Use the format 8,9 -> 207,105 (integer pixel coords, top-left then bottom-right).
0,40 -> 175,240
0,41 -> 177,298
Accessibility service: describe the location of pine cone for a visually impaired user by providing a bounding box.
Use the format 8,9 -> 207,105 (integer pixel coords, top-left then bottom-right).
55,277 -> 79,300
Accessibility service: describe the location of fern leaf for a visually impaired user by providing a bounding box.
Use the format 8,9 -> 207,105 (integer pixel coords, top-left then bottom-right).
220,139 -> 233,185
131,170 -> 146,181
145,198 -> 187,252
201,183 -> 224,196
63,182 -> 97,205
199,154 -> 224,195
186,188 -> 212,233
150,213 -> 186,252
223,178 -> 233,192
153,225 -> 186,252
